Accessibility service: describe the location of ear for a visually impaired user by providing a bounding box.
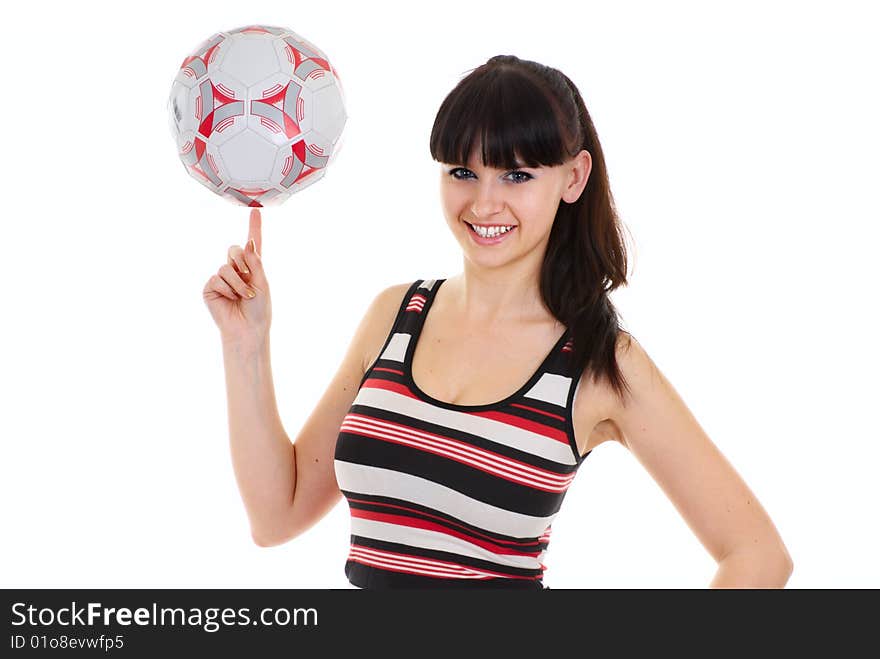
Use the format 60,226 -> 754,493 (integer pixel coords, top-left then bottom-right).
561,149 -> 592,204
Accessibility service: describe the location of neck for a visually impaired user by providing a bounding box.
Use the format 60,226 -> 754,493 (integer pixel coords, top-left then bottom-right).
447,261 -> 554,327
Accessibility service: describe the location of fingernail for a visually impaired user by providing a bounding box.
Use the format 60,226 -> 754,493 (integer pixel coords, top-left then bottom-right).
249,239 -> 259,257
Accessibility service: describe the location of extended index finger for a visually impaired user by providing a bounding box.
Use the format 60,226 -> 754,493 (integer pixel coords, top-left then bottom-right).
248,208 -> 262,256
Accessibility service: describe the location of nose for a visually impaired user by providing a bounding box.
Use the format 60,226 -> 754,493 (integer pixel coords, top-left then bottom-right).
470,179 -> 506,219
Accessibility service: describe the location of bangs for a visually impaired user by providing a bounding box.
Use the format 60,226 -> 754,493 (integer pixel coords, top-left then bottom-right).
429,64 -> 570,170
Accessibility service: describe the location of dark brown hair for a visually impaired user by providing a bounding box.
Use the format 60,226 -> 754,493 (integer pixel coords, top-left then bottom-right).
429,54 -> 634,403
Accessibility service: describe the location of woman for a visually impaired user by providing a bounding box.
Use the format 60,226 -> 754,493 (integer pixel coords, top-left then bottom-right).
203,55 -> 793,589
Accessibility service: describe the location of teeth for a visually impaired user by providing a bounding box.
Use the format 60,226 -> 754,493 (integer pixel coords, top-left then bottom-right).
471,223 -> 514,238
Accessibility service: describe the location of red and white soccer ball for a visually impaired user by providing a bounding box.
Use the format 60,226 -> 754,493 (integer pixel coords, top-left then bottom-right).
167,25 -> 347,207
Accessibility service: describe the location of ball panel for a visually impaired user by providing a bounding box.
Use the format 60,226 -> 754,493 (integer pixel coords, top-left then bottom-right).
218,33 -> 283,87
216,129 -> 278,182
311,84 -> 347,145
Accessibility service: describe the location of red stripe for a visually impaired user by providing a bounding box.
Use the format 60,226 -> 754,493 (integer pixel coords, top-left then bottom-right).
351,508 -> 541,557
469,409 -> 569,445
362,378 -> 418,398
371,367 -> 404,376
345,496 -> 543,549
509,402 -> 566,421
406,294 -> 427,312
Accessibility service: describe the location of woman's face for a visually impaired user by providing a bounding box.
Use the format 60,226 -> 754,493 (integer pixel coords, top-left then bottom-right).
438,145 -> 591,267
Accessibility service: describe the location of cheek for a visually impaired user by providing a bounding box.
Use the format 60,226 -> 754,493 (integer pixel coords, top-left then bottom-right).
522,186 -> 561,220
439,187 -> 468,214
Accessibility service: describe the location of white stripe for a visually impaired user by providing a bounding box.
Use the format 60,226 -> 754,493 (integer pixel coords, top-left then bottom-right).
352,386 -> 578,466
379,332 -> 410,363
341,415 -> 573,491
523,372 -> 571,407
333,460 -> 556,538
351,518 -> 540,570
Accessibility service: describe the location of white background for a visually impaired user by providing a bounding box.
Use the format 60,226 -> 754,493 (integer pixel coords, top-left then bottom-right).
1,0 -> 877,589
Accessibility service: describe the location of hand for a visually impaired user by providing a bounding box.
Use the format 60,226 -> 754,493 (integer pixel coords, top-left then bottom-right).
203,208 -> 272,346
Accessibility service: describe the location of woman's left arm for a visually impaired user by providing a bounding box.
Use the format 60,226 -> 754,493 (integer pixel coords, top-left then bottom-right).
609,334 -> 794,588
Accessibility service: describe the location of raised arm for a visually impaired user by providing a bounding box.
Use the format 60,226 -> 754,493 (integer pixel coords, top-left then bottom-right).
241,282 -> 412,547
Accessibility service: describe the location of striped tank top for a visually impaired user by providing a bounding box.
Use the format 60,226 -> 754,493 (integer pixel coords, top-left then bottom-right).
333,278 -> 591,589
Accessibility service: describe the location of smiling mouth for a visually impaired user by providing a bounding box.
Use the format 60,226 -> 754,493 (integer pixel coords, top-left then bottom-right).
464,220 -> 518,243
464,221 -> 517,238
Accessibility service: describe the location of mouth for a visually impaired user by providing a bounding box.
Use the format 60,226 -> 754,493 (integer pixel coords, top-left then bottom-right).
463,220 -> 517,245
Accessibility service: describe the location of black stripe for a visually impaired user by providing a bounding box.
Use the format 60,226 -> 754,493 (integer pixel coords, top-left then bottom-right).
344,561 -> 544,590
345,561 -> 544,590
335,432 -> 571,518
347,403 -> 580,476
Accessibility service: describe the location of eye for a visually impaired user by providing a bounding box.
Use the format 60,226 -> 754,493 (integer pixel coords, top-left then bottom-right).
508,171 -> 532,183
448,167 -> 532,183
448,167 -> 474,180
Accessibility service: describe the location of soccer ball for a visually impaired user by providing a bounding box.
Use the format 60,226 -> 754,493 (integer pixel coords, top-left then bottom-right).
167,25 -> 347,207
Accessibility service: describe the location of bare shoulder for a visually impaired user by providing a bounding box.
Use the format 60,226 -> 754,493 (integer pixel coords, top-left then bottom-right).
615,331 -> 660,392
606,331 -> 655,404
606,331 -> 684,448
359,281 -> 415,373
572,330 -> 640,449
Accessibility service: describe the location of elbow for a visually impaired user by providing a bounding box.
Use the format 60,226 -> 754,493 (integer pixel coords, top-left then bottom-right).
249,505 -> 301,548
773,537 -> 795,582
252,531 -> 278,548
771,553 -> 794,588
780,548 -> 795,582
711,542 -> 794,588
251,526 -> 294,548
250,503 -> 309,547
251,515 -> 303,548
